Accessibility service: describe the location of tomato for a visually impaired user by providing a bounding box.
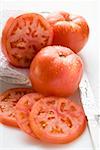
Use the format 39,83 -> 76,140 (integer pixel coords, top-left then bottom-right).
0,88 -> 33,127
30,46 -> 83,97
29,97 -> 87,144
47,11 -> 89,53
2,13 -> 53,68
15,93 -> 44,137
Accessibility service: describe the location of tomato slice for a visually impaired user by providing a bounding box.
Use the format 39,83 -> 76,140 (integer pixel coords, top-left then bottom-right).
29,97 -> 87,144
0,88 -> 33,127
15,93 -> 44,137
2,13 -> 53,68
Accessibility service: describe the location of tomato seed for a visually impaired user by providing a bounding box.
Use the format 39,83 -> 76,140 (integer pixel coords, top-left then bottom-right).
60,102 -> 66,112
40,121 -> 47,129
47,100 -> 55,105
61,117 -> 72,128
70,105 -> 76,111
19,112 -> 26,119
37,110 -> 45,116
51,125 -> 64,134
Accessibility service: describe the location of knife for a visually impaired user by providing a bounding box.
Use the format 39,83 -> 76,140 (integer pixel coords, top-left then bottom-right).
79,72 -> 100,150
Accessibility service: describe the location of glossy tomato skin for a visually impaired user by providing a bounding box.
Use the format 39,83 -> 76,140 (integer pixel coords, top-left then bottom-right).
30,46 -> 83,97
0,88 -> 33,127
1,13 -> 53,68
29,97 -> 87,144
1,17 -> 15,61
47,11 -> 89,53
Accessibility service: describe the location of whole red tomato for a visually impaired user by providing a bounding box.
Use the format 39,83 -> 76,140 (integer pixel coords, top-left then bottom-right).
47,11 -> 89,53
30,46 -> 83,97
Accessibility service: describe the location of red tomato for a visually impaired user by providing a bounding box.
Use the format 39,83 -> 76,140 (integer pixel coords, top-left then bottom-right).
2,13 -> 53,68
29,97 -> 87,144
0,88 -> 33,127
30,46 -> 83,97
15,93 -> 44,137
47,11 -> 89,53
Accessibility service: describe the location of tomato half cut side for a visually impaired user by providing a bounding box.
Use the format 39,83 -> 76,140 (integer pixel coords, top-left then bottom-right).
29,97 -> 87,144
0,88 -> 33,127
15,93 -> 44,137
2,13 -> 53,68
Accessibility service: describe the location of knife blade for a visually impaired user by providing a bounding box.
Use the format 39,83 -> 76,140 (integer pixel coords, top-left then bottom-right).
79,72 -> 100,150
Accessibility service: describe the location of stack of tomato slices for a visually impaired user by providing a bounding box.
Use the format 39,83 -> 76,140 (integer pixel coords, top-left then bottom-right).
0,88 -> 87,144
0,11 -> 89,144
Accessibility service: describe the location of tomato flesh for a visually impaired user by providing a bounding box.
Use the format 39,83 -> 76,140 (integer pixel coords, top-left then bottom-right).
0,88 -> 33,127
29,97 -> 87,144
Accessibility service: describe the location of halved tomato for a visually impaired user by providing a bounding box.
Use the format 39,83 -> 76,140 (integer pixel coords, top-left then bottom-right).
29,97 -> 87,144
15,93 -> 44,137
0,88 -> 33,127
2,13 -> 53,67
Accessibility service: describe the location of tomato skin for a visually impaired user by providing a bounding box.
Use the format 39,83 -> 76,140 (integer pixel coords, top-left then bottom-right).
0,88 -> 33,127
29,97 -> 87,144
47,11 -> 89,53
1,17 -> 15,62
30,46 -> 83,97
15,93 -> 44,137
1,13 -> 53,68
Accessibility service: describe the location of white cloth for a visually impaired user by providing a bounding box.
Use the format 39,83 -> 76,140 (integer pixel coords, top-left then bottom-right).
0,50 -> 30,85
